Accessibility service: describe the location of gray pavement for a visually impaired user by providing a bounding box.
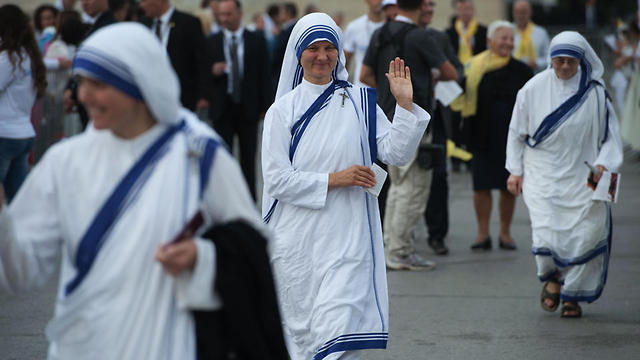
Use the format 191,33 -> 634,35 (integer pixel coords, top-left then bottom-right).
1,157 -> 639,359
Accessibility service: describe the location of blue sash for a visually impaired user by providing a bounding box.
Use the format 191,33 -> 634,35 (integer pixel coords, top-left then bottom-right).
526,61 -> 610,148
263,81 -> 377,224
360,87 -> 378,163
65,121 -> 219,296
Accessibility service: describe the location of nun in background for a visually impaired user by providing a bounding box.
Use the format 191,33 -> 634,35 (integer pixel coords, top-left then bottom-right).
261,12 -> 429,360
506,31 -> 623,318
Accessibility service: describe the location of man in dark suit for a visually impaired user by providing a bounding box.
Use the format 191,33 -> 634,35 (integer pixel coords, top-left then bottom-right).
139,0 -> 210,111
205,0 -> 272,198
84,0 -> 117,36
271,2 -> 298,82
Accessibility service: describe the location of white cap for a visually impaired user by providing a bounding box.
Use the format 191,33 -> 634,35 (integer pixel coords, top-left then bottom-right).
381,0 -> 397,9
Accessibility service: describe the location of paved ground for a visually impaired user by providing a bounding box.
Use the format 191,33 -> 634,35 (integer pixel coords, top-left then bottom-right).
1,155 -> 639,359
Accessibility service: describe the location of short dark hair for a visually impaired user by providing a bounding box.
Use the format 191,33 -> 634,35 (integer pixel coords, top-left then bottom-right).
397,0 -> 423,11
283,2 -> 298,18
267,4 -> 280,19
219,0 -> 242,11
108,0 -> 127,12
58,14 -> 85,46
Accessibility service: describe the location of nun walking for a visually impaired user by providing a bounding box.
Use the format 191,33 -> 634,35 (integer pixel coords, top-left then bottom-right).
506,31 -> 623,318
0,23 -> 264,359
261,12 -> 430,360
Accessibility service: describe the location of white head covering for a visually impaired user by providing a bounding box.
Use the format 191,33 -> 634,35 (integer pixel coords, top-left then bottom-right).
275,12 -> 349,100
72,23 -> 181,125
548,31 -> 604,85
526,31 -> 608,148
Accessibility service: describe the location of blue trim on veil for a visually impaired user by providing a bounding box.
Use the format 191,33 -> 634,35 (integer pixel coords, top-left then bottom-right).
526,44 -> 610,148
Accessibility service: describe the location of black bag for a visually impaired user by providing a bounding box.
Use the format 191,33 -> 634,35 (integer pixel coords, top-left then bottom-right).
372,21 -> 418,117
416,143 -> 445,170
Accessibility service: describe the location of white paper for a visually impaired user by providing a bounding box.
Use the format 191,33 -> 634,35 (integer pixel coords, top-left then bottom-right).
434,80 -> 463,106
366,163 -> 387,198
603,34 -> 616,51
591,171 -> 620,203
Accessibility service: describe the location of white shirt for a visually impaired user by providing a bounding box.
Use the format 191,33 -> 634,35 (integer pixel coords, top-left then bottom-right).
0,50 -> 36,139
222,26 -> 245,95
343,15 -> 383,87
154,6 -> 175,49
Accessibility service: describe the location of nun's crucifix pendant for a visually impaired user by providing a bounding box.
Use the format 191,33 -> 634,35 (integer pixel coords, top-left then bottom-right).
340,91 -> 349,107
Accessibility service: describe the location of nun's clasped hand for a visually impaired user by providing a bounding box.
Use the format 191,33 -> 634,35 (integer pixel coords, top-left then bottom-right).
386,57 -> 413,111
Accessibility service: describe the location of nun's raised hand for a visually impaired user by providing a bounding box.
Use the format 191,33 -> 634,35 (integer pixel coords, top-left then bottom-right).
386,57 -> 413,111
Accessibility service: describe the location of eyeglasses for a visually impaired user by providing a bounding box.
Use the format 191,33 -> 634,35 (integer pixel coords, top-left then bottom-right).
551,57 -> 579,66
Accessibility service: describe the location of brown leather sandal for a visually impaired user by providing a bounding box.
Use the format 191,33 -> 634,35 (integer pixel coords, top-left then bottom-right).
540,281 -> 561,312
561,302 -> 582,318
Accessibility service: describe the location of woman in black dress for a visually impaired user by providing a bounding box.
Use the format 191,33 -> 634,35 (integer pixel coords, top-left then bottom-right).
458,20 -> 533,250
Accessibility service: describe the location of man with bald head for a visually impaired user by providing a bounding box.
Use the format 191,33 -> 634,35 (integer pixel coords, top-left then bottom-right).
445,0 -> 487,65
512,0 -> 549,72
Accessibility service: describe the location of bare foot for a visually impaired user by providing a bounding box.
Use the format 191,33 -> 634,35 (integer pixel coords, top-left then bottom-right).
499,233 -> 515,245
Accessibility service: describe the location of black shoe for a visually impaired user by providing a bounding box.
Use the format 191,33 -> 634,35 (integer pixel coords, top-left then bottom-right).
428,237 -> 449,255
499,237 -> 517,250
471,236 -> 491,251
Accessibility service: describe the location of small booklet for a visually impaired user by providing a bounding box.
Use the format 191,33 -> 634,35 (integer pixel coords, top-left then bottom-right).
585,162 -> 620,203
164,211 -> 204,249
435,80 -> 463,106
366,163 -> 388,198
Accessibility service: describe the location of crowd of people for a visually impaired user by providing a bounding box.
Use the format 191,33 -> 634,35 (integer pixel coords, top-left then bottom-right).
0,0 -> 634,359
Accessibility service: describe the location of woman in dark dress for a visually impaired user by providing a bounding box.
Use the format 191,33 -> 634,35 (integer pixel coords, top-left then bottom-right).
458,20 -> 533,250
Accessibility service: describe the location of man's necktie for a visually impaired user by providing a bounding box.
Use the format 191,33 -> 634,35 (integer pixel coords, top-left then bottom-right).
155,19 -> 162,40
230,34 -> 242,103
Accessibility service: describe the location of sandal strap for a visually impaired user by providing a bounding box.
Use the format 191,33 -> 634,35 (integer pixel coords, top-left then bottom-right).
561,303 -> 582,317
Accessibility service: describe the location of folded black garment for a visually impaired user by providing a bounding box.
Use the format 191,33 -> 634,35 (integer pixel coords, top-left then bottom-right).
193,221 -> 289,360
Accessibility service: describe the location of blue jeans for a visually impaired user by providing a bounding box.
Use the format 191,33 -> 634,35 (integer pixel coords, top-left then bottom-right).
0,137 -> 35,203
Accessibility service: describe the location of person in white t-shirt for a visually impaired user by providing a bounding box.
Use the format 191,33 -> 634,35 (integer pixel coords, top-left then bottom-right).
0,5 -> 47,202
343,0 -> 384,86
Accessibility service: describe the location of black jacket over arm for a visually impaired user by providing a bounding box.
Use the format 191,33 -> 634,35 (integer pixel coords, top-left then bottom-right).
205,30 -> 273,125
193,221 -> 289,360
141,10 -> 211,111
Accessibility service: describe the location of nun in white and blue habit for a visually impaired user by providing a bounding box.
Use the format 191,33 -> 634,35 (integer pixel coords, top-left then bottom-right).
506,31 -> 623,317
0,23 -> 267,359
261,12 -> 430,360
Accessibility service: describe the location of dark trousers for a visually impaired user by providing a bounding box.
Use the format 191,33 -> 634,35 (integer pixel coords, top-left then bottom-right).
213,98 -> 258,199
424,105 -> 449,241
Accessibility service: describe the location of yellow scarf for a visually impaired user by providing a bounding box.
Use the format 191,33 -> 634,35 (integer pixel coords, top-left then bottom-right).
455,18 -> 478,64
514,22 -> 536,62
451,50 -> 510,117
